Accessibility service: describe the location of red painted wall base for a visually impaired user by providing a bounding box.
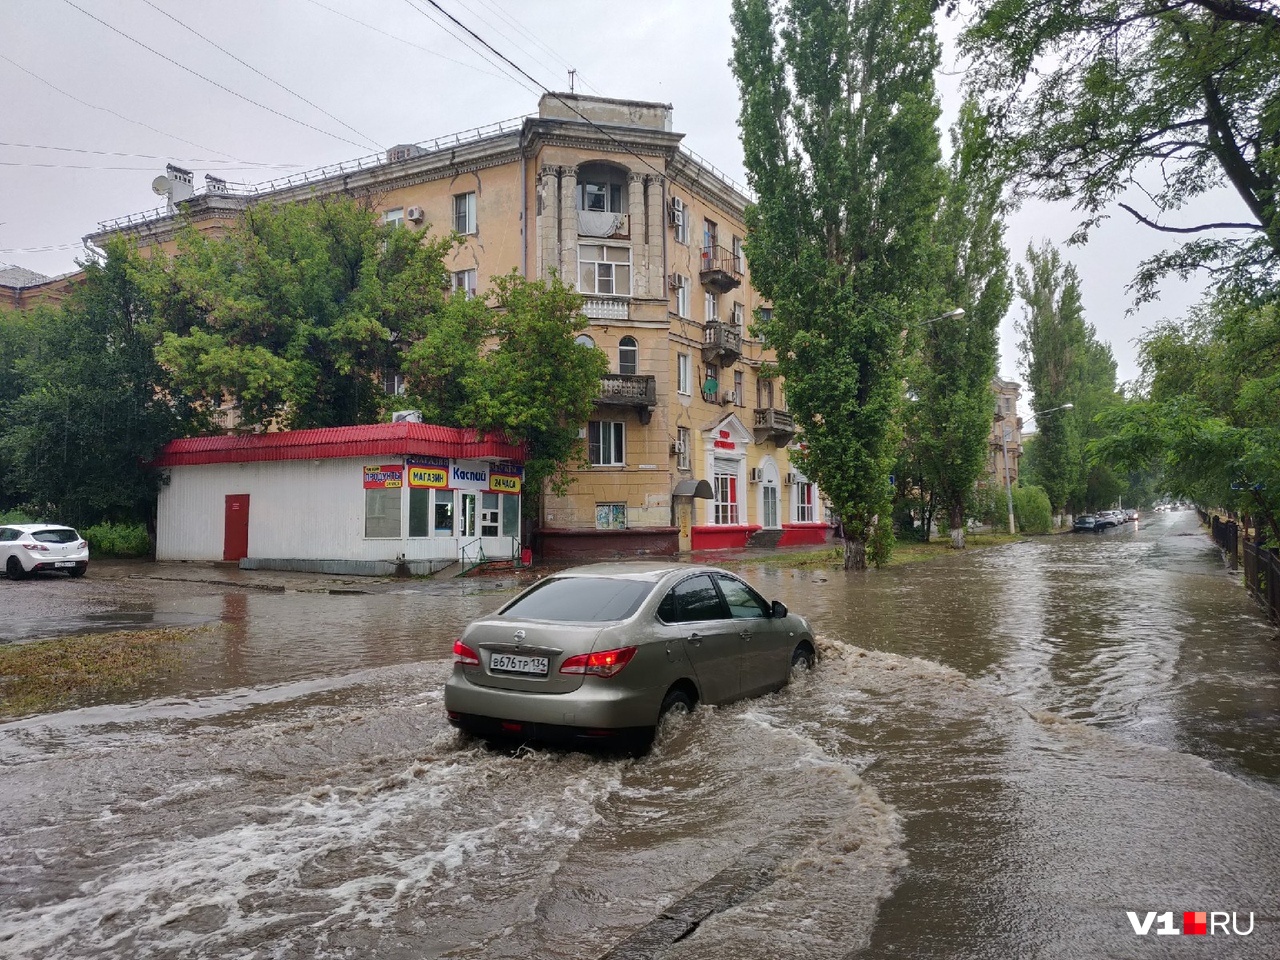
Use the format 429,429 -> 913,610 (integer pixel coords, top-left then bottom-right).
777,523 -> 831,547
690,524 -> 760,550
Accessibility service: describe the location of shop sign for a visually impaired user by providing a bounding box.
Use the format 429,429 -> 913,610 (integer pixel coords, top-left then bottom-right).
713,429 -> 737,451
490,463 -> 523,494
363,464 -> 403,489
407,456 -> 449,489
449,459 -> 491,491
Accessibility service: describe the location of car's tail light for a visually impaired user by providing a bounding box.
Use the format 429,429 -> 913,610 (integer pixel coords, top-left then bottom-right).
77,540 -> 87,549
559,645 -> 637,678
21,543 -> 49,552
452,639 -> 480,666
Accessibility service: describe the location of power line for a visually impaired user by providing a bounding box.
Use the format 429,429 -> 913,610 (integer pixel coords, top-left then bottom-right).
0,160 -> 287,172
467,0 -> 600,95
137,0 -> 381,151
59,0 -> 376,153
295,0 -> 511,82
400,0 -> 543,96
0,53 -> 252,164
0,140 -> 298,168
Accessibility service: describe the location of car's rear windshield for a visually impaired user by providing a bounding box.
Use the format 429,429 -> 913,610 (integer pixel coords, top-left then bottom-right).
500,576 -> 655,622
32,528 -> 79,544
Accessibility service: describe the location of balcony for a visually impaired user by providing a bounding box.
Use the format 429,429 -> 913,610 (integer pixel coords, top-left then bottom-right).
699,244 -> 743,293
753,407 -> 796,443
701,321 -> 743,365
582,295 -> 630,320
597,373 -> 657,424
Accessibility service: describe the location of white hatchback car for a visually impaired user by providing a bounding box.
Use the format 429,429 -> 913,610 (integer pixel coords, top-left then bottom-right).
1,524 -> 90,579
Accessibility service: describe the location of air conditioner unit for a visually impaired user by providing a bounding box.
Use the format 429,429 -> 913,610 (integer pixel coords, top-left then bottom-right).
667,198 -> 684,227
579,426 -> 588,439
670,439 -> 687,455
406,206 -> 424,223
723,390 -> 737,405
749,467 -> 764,483
784,472 -> 799,485
391,410 -> 423,424
668,273 -> 681,291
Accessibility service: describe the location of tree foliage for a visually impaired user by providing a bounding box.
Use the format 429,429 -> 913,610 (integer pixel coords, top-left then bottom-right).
959,0 -> 1280,298
908,98 -> 1010,548
732,0 -> 946,569
150,198 -> 456,430
1,238 -> 199,528
1015,241 -> 1123,514
1093,289 -> 1280,542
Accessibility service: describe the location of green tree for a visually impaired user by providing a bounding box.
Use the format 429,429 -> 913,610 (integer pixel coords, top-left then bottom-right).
1,238 -> 199,529
151,197 -> 455,430
1094,289 -> 1280,542
406,273 -> 608,521
732,0 -> 946,569
911,98 -> 1010,548
959,0 -> 1280,298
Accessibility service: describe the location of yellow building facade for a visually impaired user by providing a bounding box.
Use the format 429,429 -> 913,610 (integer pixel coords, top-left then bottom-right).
88,93 -> 830,557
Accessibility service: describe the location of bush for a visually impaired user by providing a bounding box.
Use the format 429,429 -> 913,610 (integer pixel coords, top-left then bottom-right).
1012,485 -> 1053,534
83,522 -> 152,558
0,509 -> 35,525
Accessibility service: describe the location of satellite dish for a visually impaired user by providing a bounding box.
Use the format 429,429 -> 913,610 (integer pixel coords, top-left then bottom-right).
151,175 -> 171,196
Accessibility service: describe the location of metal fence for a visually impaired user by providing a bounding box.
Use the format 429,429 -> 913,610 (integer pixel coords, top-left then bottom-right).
1243,541 -> 1280,624
1211,515 -> 1240,568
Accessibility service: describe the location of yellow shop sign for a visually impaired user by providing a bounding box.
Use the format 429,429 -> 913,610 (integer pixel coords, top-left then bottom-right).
408,465 -> 448,488
489,473 -> 521,494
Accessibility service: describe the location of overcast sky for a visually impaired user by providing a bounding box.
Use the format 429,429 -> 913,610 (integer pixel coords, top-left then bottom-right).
2,0 -> 1237,390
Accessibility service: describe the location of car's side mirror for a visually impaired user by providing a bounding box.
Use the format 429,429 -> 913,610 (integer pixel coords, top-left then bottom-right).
771,600 -> 787,619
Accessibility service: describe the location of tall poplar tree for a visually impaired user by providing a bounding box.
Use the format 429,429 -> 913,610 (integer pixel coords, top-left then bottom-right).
911,99 -> 1010,548
731,0 -> 946,569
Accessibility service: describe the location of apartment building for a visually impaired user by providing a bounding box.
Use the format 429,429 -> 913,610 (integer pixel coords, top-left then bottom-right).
989,377 -> 1023,492
87,93 -> 830,558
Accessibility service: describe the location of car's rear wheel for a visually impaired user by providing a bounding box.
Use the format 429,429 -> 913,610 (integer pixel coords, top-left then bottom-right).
659,687 -> 695,719
6,556 -> 25,580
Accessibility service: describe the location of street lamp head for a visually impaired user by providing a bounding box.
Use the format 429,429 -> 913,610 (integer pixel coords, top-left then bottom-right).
920,308 -> 965,325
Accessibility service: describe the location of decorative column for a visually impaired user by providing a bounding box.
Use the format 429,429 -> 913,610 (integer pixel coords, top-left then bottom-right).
628,172 -> 648,298
558,165 -> 579,284
536,165 -> 559,282
645,175 -> 666,302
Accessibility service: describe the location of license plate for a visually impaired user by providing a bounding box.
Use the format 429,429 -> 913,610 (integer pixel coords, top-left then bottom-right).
54,561 -> 76,568
489,653 -> 549,676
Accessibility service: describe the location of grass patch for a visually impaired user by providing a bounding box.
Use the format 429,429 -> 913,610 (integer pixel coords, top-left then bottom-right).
0,628 -> 195,718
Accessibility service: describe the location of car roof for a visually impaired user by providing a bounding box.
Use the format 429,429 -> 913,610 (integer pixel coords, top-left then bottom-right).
550,560 -> 725,582
2,523 -> 78,533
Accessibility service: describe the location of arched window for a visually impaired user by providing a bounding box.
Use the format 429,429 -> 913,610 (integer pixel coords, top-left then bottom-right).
619,336 -> 638,375
575,334 -> 596,349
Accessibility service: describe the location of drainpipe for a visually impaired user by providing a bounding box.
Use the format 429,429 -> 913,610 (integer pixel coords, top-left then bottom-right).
520,151 -> 528,279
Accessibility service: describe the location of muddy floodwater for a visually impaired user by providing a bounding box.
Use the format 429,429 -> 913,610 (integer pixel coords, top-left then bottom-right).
1,511 -> 1277,958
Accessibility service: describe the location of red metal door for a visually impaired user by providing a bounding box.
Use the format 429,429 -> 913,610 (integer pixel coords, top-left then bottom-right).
223,494 -> 250,562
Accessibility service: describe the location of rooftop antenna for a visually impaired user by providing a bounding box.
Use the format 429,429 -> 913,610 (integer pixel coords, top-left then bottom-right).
568,68 -> 576,94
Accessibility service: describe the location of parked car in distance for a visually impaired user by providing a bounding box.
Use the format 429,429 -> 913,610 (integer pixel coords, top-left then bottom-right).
1,524 -> 90,579
1126,509 -> 1139,522
1093,512 -> 1119,530
1073,515 -> 1098,532
444,561 -> 817,749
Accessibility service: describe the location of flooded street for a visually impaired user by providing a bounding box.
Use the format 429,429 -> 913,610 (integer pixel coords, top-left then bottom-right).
1,510 -> 1277,958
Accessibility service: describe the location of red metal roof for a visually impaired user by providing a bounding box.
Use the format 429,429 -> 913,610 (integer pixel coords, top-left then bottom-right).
153,422 -> 525,467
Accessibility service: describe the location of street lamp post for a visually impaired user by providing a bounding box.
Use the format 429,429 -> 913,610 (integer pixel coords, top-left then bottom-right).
1001,402 -> 1073,535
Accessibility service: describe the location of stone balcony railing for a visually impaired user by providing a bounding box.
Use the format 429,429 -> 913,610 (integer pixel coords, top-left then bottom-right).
701,321 -> 743,364
582,295 -> 630,320
597,373 -> 657,423
753,407 -> 795,443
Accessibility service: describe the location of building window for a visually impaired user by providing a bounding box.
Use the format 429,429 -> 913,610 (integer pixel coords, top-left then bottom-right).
704,218 -> 718,252
731,301 -> 744,331
713,459 -> 739,525
576,333 -> 596,348
480,492 -> 501,537
677,426 -> 691,470
384,208 -> 404,227
759,306 -> 773,324
453,192 -> 476,234
578,244 -> 631,296
580,180 -> 624,213
365,488 -> 402,539
703,364 -> 720,399
434,491 -> 455,535
763,484 -> 779,528
596,503 -> 628,530
732,235 -> 744,272
734,369 -> 744,406
673,274 -> 690,318
796,481 -> 815,523
705,291 -> 718,324
670,197 -> 689,244
677,352 -> 691,395
382,371 -> 405,395
452,268 -> 477,298
502,492 -> 520,537
588,420 -> 625,466
619,336 -> 638,376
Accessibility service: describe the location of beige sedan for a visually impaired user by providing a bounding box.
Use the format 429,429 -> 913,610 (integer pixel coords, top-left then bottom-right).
444,561 -> 817,748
